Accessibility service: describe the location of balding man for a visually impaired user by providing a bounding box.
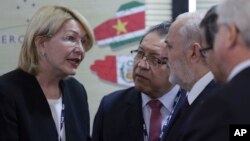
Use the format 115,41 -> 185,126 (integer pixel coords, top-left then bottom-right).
160,12 -> 221,141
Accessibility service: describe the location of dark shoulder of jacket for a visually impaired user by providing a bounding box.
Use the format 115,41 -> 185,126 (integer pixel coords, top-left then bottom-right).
0,68 -> 34,85
100,87 -> 140,108
104,87 -> 138,100
62,77 -> 84,88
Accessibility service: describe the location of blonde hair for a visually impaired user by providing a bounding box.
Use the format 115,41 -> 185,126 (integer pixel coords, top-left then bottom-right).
18,5 -> 95,75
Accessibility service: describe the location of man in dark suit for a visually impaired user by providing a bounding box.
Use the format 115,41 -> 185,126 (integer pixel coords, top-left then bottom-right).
92,21 -> 186,141
162,11 -> 221,141
179,0 -> 250,141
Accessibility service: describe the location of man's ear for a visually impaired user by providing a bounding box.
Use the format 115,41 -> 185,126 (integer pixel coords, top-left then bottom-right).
225,24 -> 238,50
189,42 -> 202,63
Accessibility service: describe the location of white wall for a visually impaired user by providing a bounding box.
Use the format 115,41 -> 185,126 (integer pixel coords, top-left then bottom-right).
0,0 -> 220,133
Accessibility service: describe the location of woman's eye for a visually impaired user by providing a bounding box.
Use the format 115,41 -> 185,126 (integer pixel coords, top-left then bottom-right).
64,35 -> 76,42
81,39 -> 87,45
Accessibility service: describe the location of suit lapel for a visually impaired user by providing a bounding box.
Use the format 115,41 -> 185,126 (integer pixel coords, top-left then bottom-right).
161,81 -> 220,141
17,69 -> 58,140
125,89 -> 144,141
160,89 -> 186,141
60,80 -> 74,141
190,80 -> 219,108
168,89 -> 187,127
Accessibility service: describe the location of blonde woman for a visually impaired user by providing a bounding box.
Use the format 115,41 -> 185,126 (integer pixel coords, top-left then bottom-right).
0,5 -> 94,141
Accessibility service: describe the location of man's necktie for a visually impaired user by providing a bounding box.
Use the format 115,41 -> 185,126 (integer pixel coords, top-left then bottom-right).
148,100 -> 162,141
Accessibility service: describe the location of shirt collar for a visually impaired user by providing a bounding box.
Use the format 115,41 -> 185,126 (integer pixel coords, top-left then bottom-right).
141,85 -> 180,112
187,72 -> 214,104
227,59 -> 250,82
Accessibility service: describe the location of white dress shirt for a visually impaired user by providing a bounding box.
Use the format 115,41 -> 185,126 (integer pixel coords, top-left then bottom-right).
141,85 -> 180,135
186,72 -> 214,105
47,97 -> 65,141
227,59 -> 250,82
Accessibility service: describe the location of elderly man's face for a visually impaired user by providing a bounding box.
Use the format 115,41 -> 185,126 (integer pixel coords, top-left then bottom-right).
200,27 -> 223,83
164,21 -> 191,88
212,21 -> 231,83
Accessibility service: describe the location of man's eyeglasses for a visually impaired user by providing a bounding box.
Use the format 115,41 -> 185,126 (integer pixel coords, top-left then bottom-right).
199,46 -> 213,57
130,49 -> 167,67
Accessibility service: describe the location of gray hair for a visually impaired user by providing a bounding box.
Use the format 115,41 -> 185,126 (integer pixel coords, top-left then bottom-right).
139,21 -> 171,44
218,0 -> 250,47
176,12 -> 203,49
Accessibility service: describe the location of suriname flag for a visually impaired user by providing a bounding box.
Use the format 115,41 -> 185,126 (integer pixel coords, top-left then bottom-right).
94,1 -> 146,49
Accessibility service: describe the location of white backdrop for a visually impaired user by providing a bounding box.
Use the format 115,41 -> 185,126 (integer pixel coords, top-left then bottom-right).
0,0 -> 219,133
0,0 -> 143,132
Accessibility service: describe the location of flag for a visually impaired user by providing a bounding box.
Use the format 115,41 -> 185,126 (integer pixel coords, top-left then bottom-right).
94,1 -> 146,49
90,55 -> 134,86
